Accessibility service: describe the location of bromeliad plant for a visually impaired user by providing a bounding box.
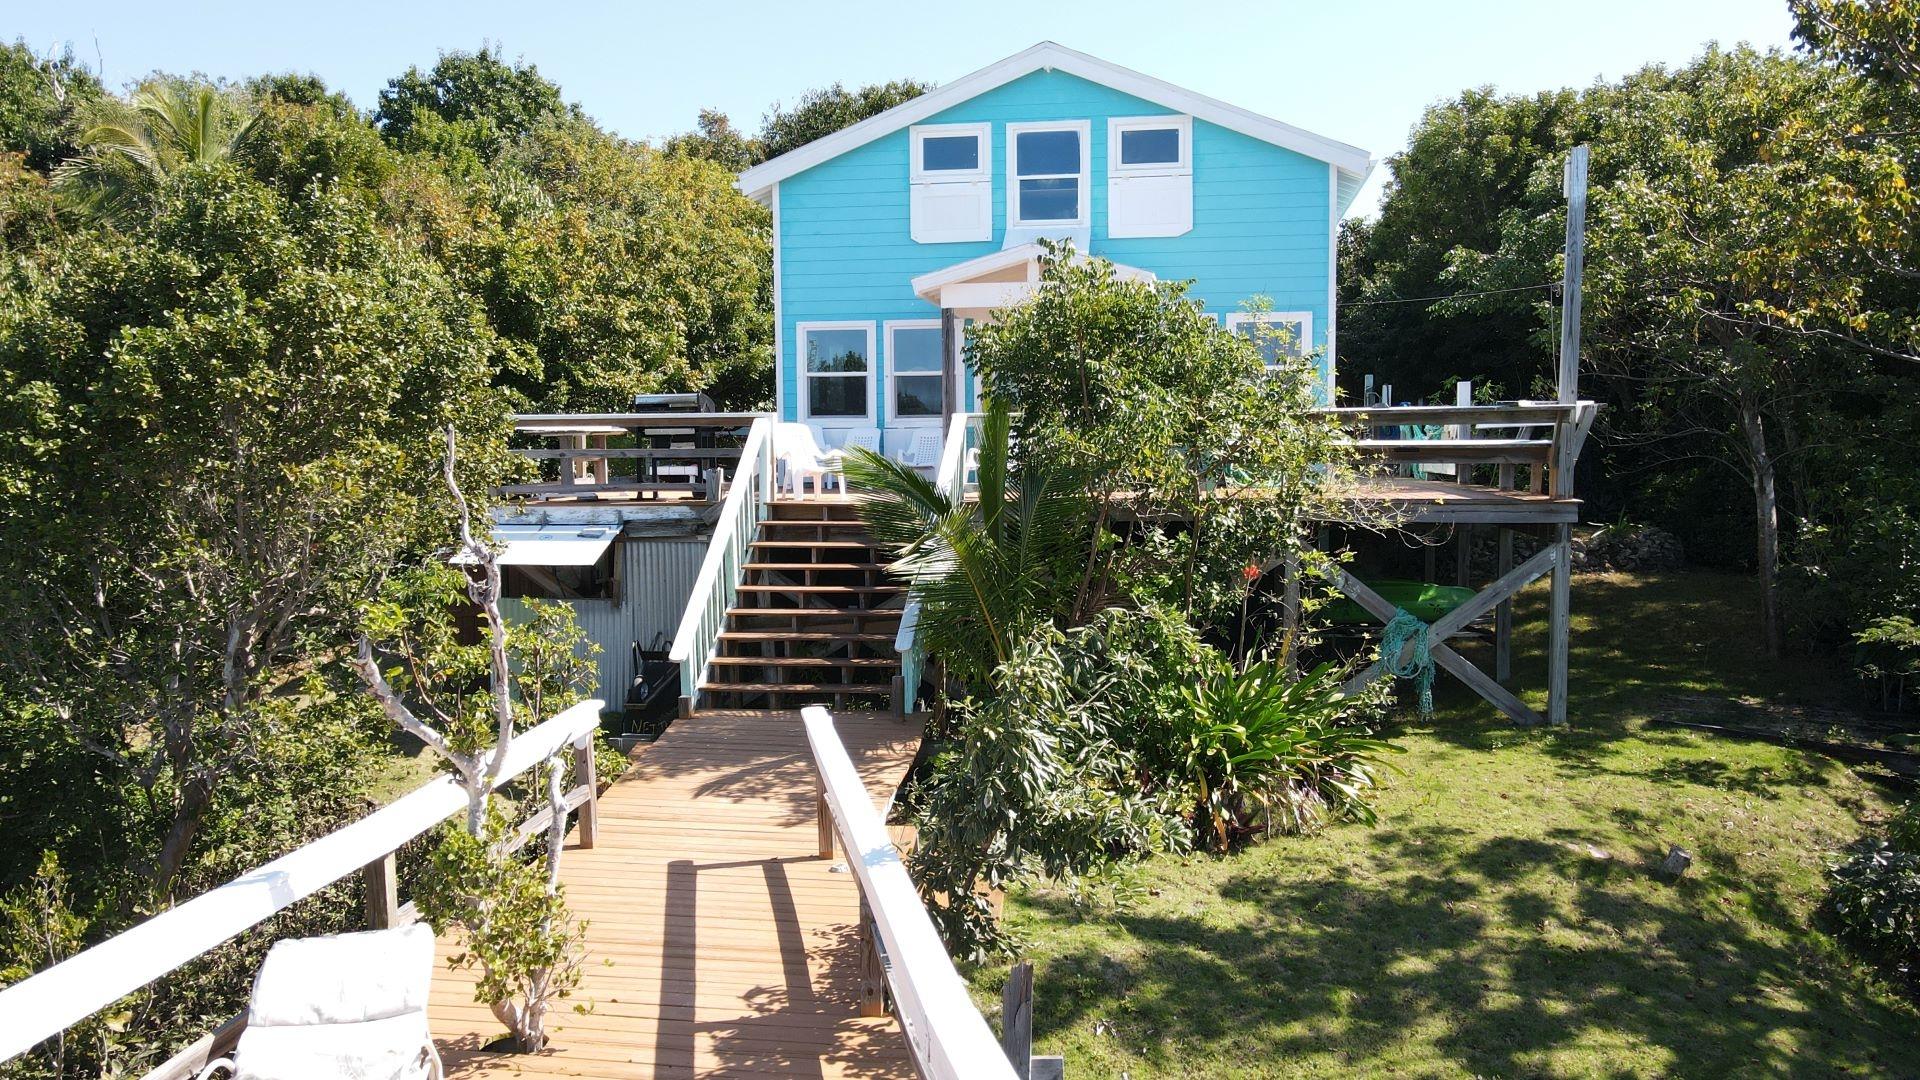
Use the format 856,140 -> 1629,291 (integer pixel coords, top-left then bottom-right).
1173,659 -> 1401,850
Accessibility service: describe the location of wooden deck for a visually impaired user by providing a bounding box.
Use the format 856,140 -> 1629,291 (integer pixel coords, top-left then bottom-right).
429,710 -> 925,1079
1328,475 -> 1580,524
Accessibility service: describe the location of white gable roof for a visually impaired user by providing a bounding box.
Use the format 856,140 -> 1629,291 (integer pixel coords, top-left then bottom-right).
736,42 -> 1374,208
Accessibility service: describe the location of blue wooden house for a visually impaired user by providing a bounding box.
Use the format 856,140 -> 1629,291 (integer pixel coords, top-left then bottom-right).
736,41 -> 1373,455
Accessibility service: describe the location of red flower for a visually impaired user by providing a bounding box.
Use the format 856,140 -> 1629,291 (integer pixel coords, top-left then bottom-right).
1242,563 -> 1262,583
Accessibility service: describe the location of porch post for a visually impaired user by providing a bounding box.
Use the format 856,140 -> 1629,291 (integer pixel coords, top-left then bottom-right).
940,307 -> 961,435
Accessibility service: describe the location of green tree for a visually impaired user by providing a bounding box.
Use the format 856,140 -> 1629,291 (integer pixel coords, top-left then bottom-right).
757,79 -> 930,162
52,80 -> 260,224
375,46 -> 573,161
664,107 -> 758,171
1791,0 -> 1920,86
0,41 -> 102,173
0,162 -> 511,899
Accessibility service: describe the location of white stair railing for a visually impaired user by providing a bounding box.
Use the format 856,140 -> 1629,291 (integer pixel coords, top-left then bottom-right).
0,699 -> 605,1068
670,416 -> 775,712
893,411 -> 981,713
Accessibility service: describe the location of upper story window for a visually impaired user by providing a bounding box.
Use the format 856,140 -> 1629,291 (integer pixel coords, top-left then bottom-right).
799,322 -> 873,419
1225,311 -> 1313,370
1009,121 -> 1090,226
1109,115 -> 1193,238
909,123 -> 992,244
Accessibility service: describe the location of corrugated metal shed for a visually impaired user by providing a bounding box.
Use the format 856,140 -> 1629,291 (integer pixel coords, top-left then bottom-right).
501,534 -> 709,712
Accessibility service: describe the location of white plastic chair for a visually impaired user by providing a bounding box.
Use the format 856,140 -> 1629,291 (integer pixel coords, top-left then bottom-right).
773,422 -> 836,498
895,429 -> 943,474
198,923 -> 443,1080
829,427 -> 882,495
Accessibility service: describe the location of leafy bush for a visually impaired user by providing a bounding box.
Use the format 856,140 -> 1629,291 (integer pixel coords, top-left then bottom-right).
1828,840 -> 1920,987
1173,660 -> 1400,850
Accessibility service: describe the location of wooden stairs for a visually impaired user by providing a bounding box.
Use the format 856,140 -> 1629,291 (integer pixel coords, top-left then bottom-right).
699,498 -> 905,712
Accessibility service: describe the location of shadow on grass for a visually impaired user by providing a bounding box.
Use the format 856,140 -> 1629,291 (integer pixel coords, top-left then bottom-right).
1021,825 -> 1915,1077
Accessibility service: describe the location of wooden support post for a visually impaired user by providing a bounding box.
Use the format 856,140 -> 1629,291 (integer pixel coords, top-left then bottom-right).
857,900 -> 887,1018
1496,526 -> 1515,684
1548,521 -> 1573,725
1281,550 -> 1302,674
572,738 -> 599,850
815,767 -> 834,859
1559,145 -> 1589,405
1455,525 -> 1472,587
1423,535 -> 1438,584
363,852 -> 398,930
1002,960 -> 1035,1080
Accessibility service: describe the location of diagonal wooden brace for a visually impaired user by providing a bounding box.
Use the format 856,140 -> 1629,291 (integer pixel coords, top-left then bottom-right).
1326,544 -> 1559,725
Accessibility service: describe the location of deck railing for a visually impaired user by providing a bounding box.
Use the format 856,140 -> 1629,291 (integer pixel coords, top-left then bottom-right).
504,411 -> 763,502
0,699 -> 606,1074
1322,400 -> 1598,499
670,415 -> 775,712
893,411 -> 982,714
801,706 -> 1021,1080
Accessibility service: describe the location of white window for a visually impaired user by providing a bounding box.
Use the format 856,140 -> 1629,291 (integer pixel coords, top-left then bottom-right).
1108,115 -> 1192,238
887,321 -> 945,423
1225,311 -> 1314,370
1009,120 -> 1090,227
798,322 -> 874,420
909,123 -> 991,243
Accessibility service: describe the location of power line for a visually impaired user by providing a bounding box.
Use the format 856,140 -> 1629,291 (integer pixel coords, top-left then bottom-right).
1345,282 -> 1557,308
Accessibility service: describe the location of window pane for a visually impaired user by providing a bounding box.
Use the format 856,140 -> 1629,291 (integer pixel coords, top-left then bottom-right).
921,135 -> 979,172
1019,177 -> 1079,221
1016,129 -> 1080,176
1235,319 -> 1304,362
1120,127 -> 1180,165
894,374 -> 943,417
808,375 -> 867,416
892,327 -> 943,372
804,329 -> 868,373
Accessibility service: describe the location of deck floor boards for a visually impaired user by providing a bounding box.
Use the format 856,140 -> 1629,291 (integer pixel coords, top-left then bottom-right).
431,709 -> 924,1079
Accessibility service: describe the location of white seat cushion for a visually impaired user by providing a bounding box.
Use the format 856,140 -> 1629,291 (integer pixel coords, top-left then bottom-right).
246,923 -> 434,1027
232,1011 -> 435,1080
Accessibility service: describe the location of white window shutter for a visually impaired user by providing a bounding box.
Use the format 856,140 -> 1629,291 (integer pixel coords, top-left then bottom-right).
911,179 -> 991,243
1109,172 -> 1191,238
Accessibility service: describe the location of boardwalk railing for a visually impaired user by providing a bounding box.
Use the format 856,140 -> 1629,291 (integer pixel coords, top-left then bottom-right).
801,706 -> 1021,1080
0,700 -> 606,1073
670,415 -> 775,713
893,411 -> 981,714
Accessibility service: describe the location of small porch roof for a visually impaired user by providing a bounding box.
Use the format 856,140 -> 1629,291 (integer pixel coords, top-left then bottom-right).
909,243 -> 1156,309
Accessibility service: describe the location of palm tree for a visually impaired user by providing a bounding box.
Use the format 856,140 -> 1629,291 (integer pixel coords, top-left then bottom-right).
53,82 -> 261,224
840,401 -> 1087,689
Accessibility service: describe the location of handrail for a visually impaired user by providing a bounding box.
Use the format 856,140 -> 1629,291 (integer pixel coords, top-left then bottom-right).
894,412 -> 981,713
0,699 -> 606,1064
669,415 -> 775,707
1318,400 -> 1598,495
801,707 -> 1019,1080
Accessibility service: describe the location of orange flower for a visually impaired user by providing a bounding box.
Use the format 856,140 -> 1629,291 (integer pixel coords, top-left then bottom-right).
1242,563 -> 1262,583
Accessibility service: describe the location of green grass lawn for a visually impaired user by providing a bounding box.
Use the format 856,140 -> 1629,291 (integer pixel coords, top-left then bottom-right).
972,570 -> 1920,1078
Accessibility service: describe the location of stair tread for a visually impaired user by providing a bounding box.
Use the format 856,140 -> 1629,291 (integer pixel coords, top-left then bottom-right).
743,562 -> 889,572
749,539 -> 876,549
709,656 -> 898,667
736,584 -> 902,594
726,607 -> 901,617
717,631 -> 895,642
701,682 -> 895,694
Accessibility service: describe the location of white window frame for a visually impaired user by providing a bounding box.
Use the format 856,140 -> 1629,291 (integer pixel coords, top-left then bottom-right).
885,319 -> 945,426
796,320 -> 876,422
1007,119 -> 1091,228
1108,115 -> 1191,175
909,122 -> 990,183
1224,311 -> 1315,370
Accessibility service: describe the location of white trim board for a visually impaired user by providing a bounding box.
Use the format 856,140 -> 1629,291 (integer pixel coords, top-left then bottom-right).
736,41 -> 1373,203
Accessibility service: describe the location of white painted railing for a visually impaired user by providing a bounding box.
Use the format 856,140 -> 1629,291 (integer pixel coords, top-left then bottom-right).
0,699 -> 605,1067
670,416 -> 775,709
801,707 -> 1018,1080
893,411 -> 981,713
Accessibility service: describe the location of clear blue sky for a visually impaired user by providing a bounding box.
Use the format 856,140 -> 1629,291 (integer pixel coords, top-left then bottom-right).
10,0 -> 1798,216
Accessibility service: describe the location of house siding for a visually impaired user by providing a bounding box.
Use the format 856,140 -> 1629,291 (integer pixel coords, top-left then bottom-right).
776,68 -> 1334,441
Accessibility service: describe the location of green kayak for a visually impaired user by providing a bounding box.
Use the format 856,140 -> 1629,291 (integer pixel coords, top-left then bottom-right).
1324,579 -> 1475,626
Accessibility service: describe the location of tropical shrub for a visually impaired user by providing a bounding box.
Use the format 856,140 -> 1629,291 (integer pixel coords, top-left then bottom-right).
1173,660 -> 1400,850
1828,804 -> 1920,988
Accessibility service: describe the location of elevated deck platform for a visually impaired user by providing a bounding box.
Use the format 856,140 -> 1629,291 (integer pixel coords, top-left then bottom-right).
1328,476 -> 1580,525
430,710 -> 924,1078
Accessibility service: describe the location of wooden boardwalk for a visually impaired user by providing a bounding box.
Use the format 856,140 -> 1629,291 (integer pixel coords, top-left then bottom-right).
429,710 -> 925,1079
